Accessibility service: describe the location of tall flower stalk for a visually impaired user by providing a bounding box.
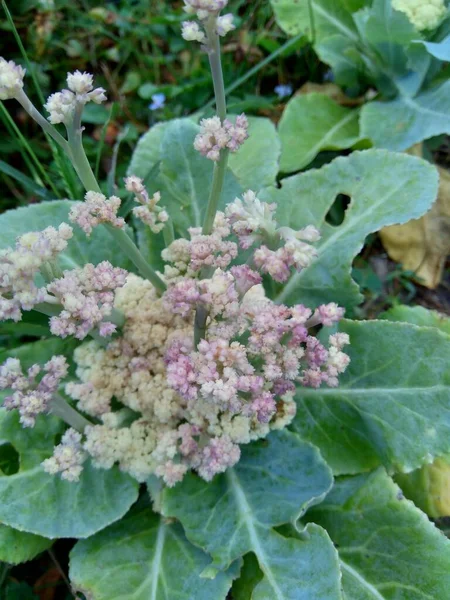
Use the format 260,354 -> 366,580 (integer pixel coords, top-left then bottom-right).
202,14 -> 228,235
180,1 -> 246,342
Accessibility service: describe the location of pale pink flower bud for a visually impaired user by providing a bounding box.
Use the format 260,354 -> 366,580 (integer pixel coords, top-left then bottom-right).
315,303 -> 345,327
44,90 -> 76,124
216,13 -> 235,36
69,191 -> 125,236
67,71 -> 93,94
42,428 -> 86,482
0,355 -> 68,427
181,21 -> 206,42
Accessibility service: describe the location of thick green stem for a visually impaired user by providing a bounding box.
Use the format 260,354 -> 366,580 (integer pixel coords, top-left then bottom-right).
64,104 -> 166,291
199,34 -> 303,114
163,218 -> 175,247
194,305 -> 208,347
104,224 -> 166,292
201,16 -> 228,236
205,17 -> 227,121
194,15 -> 229,346
51,393 -> 92,432
202,149 -> 229,235
67,103 -> 101,193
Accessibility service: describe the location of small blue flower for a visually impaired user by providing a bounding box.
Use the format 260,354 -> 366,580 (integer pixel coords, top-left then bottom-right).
274,84 -> 293,100
149,93 -> 166,111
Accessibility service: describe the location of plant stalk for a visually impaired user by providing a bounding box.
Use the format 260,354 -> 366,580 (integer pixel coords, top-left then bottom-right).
195,15 -> 229,345
163,218 -> 175,247
15,89 -> 69,150
51,393 -> 92,432
65,104 -> 166,291
201,16 -> 229,236
202,149 -> 229,235
67,103 -> 101,193
104,224 -> 166,292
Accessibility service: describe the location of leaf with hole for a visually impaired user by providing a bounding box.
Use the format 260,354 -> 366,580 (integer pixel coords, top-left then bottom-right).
260,149 -> 438,308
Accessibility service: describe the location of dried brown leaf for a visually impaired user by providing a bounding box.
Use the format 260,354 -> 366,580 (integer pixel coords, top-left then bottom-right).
380,159 -> 450,289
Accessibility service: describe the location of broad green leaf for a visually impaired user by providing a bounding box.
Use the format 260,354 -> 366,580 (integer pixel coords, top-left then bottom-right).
360,81 -> 450,150
228,117 -> 281,189
316,35 -> 364,87
355,0 -> 416,72
0,312 -> 50,338
270,0 -> 363,41
380,305 -> 450,335
416,35 -> 450,61
0,524 -> 52,565
0,200 -> 133,271
0,410 -> 139,538
305,469 -> 450,599
127,121 -> 170,179
278,94 -> 361,172
0,337 -> 78,370
251,525 -> 342,600
293,320 -> 450,475
156,119 -> 242,236
70,505 -> 238,600
261,149 -> 438,308
163,430 -> 342,598
163,430 -> 332,570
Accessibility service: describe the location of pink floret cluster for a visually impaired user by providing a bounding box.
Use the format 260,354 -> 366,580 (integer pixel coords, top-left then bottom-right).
69,191 -> 125,236
0,356 -> 68,427
194,114 -> 249,161
48,261 -> 127,339
0,185 -> 350,488
0,224 -> 73,321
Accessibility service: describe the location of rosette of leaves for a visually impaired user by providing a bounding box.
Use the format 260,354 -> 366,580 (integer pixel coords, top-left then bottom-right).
2,119 -> 450,599
271,0 -> 450,171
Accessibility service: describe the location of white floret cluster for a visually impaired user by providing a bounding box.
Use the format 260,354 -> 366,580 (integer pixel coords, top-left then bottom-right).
61,274 -> 295,486
181,0 -> 235,45
0,57 -> 26,100
44,70 -> 107,125
392,0 -> 447,30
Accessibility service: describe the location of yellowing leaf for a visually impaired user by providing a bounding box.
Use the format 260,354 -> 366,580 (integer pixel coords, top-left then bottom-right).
380,145 -> 450,288
396,457 -> 450,518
